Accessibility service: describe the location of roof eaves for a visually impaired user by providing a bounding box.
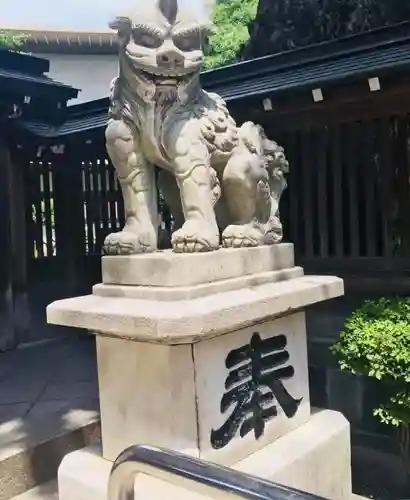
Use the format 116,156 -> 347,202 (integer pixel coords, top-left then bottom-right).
64,97 -> 110,118
0,49 -> 49,75
202,21 -> 410,88
215,52 -> 410,103
0,70 -> 79,101
13,29 -> 118,55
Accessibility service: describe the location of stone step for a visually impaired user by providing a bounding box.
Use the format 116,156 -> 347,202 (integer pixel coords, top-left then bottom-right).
0,416 -> 100,500
12,481 -> 58,500
9,480 -> 370,500
0,337 -> 100,500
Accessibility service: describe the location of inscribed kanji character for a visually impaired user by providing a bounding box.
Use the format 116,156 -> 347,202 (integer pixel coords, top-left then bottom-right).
210,332 -> 302,450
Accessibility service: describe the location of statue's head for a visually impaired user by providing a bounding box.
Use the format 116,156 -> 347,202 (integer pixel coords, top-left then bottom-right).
110,0 -> 213,95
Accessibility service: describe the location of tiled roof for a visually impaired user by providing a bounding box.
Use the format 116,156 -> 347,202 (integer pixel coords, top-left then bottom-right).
206,42 -> 410,102
0,50 -> 79,102
20,99 -> 109,137
5,28 -> 118,55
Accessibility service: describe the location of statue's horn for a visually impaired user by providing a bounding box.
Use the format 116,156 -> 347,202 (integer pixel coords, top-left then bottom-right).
158,0 -> 178,24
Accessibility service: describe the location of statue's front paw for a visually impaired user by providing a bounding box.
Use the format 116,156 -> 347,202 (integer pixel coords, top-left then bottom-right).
222,219 -> 284,248
222,224 -> 262,249
171,220 -> 219,253
103,230 -> 156,255
223,221 -> 283,248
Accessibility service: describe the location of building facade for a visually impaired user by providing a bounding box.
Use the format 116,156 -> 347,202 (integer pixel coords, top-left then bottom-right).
11,29 -> 118,103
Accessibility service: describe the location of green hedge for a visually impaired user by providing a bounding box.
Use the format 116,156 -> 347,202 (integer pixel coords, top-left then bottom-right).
331,297 -> 410,427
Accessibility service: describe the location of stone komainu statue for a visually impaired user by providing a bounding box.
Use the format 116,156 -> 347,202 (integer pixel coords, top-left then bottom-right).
104,0 -> 289,255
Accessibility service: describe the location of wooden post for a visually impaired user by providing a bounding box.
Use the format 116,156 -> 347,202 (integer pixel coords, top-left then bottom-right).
9,148 -> 31,345
53,145 -> 86,297
0,135 -> 16,351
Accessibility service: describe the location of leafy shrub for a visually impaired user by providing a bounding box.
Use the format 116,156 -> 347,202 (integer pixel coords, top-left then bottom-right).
204,0 -> 258,69
331,297 -> 410,427
0,31 -> 27,49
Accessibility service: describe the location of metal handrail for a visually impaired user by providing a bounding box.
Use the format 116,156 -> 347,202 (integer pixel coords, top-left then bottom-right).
108,444 -> 325,500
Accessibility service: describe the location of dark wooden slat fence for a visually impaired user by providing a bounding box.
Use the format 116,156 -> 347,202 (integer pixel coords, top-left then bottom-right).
20,108 -> 410,294
270,111 -> 410,287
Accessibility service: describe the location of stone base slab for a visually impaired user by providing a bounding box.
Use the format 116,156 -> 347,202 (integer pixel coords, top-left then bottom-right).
101,244 -> 295,287
93,267 -> 304,301
58,409 -> 352,500
47,275 -> 343,344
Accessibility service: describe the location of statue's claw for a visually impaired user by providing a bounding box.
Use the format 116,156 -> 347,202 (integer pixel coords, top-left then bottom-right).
222,225 -> 260,248
103,229 -> 157,255
171,220 -> 219,253
222,222 -> 282,249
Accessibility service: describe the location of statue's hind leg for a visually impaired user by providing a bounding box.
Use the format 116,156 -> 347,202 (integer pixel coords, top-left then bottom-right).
103,120 -> 158,255
222,152 -> 283,248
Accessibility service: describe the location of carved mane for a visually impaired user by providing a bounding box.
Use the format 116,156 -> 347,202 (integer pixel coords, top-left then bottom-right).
159,0 -> 178,24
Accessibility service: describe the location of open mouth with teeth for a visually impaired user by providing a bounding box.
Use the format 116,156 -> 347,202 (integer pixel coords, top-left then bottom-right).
139,68 -> 192,86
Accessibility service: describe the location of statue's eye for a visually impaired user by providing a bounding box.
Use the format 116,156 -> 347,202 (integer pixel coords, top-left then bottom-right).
173,33 -> 201,52
132,29 -> 162,49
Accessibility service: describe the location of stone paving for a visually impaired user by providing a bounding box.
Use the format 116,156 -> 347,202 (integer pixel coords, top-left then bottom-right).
0,335 -> 98,434
0,335 -> 100,500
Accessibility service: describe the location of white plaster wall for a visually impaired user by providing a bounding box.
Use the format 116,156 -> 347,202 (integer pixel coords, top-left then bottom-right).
37,53 -> 118,104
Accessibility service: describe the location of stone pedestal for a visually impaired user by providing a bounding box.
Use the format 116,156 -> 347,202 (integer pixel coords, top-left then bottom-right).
59,410 -> 351,500
96,312 -> 310,465
47,244 -> 351,499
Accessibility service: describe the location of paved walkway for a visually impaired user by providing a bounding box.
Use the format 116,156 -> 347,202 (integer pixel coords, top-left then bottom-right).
0,336 -> 99,462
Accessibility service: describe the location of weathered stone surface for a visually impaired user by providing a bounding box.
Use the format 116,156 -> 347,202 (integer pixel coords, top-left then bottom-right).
57,410 -> 352,500
96,313 -> 310,464
103,0 -> 289,255
101,244 -> 295,287
47,274 -> 343,344
94,267 -> 304,301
